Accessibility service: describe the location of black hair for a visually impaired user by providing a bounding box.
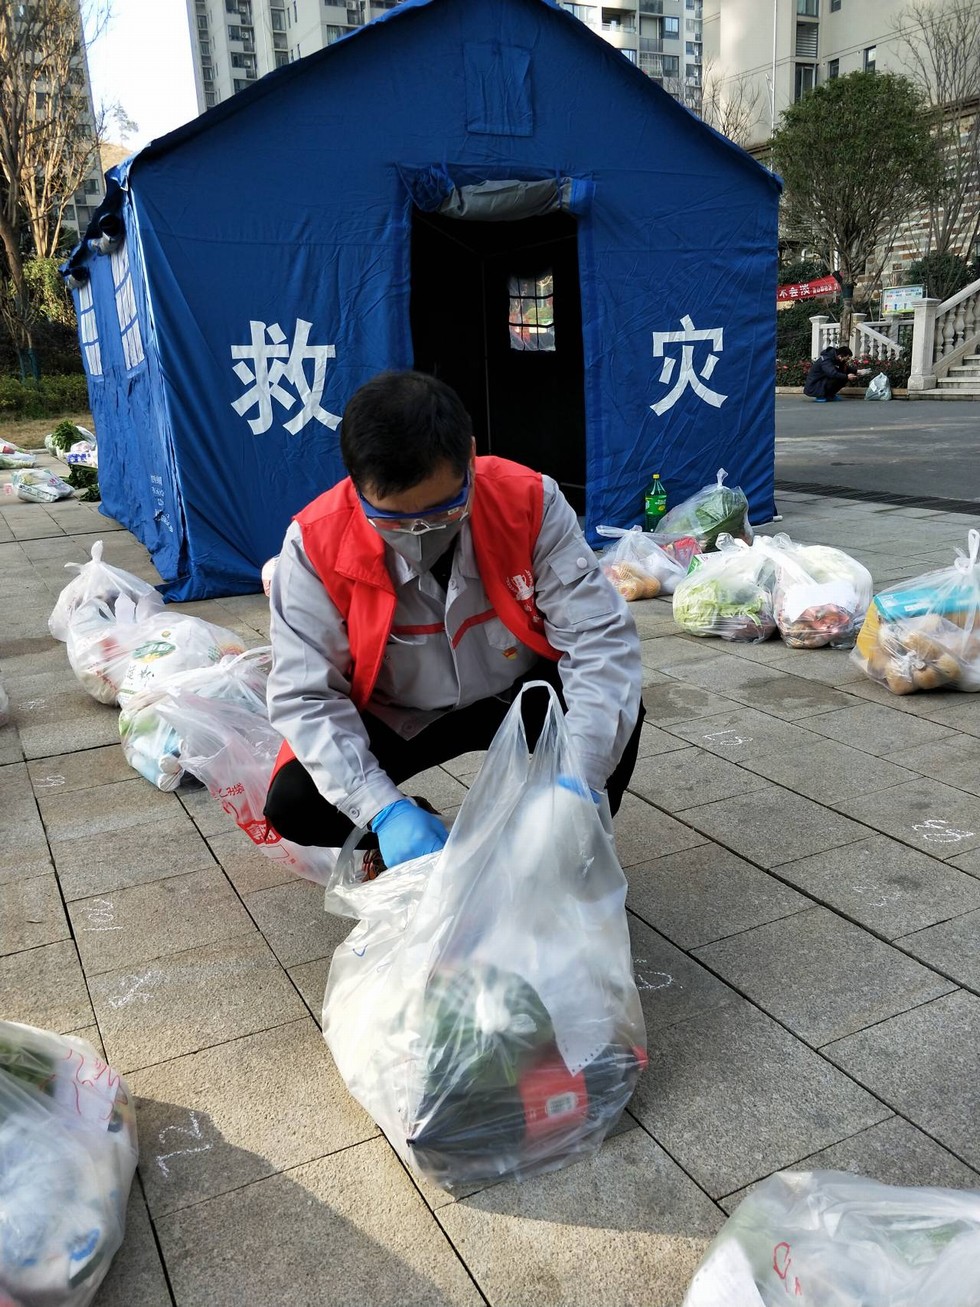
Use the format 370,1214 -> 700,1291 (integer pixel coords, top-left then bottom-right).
340,371 -> 473,496
836,347 -> 854,358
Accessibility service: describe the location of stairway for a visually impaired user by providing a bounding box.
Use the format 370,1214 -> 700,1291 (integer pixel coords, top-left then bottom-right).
936,352 -> 980,395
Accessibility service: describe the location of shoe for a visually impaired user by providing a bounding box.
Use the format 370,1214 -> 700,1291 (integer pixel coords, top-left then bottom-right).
814,397 -> 828,403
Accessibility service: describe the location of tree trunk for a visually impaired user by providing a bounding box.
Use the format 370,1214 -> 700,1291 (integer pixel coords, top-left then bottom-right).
0,208 -> 33,352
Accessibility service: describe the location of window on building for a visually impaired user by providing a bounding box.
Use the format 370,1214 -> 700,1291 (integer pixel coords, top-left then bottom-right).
794,63 -> 816,100
84,178 -> 99,195
663,16 -> 679,37
830,0 -> 841,9
638,1 -> 663,14
77,279 -> 102,377
275,51 -> 290,66
686,18 -> 701,33
111,245 -> 145,371
796,0 -> 818,15
200,40 -> 210,54
686,40 -> 699,55
233,77 -> 250,91
796,22 -> 818,57
560,3 -> 594,22
509,273 -> 555,352
197,14 -> 208,29
828,57 -> 839,78
325,25 -> 348,42
686,62 -> 699,79
662,54 -> 679,76
205,90 -> 217,106
270,8 -> 285,30
622,48 -> 637,62
864,45 -> 876,71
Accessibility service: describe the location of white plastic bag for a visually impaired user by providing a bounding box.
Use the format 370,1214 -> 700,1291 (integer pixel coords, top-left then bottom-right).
49,540 -> 160,642
853,529 -> 980,693
8,468 -> 73,503
759,534 -> 872,649
118,648 -> 271,791
0,450 -> 37,469
65,593 -> 165,705
0,1021 -> 138,1307
0,679 -> 8,728
683,1169 -> 980,1306
655,468 -> 753,551
673,535 -> 776,641
323,682 -> 647,1191
596,526 -> 696,598
155,692 -> 341,887
116,613 -> 245,708
865,372 -> 893,401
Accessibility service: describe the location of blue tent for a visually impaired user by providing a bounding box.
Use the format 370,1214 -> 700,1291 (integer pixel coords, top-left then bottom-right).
65,0 -> 780,601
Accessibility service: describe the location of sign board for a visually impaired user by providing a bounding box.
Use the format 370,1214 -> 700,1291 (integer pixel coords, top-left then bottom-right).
776,275 -> 839,304
882,285 -> 924,315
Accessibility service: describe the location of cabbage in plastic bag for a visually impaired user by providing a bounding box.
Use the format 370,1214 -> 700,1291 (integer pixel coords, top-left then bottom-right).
655,468 -> 752,551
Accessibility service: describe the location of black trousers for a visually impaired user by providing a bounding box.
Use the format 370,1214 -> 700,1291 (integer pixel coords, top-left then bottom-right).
806,372 -> 848,399
264,659 -> 646,847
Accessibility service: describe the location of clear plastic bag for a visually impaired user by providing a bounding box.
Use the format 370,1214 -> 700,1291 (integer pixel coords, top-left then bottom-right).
865,372 -> 893,401
154,692 -> 341,887
655,468 -> 753,551
683,1169 -> 980,1307
759,534 -> 873,649
49,541 -> 160,643
672,535 -> 776,642
0,1021 -> 138,1307
0,451 -> 37,469
116,613 -> 245,708
596,526 -> 698,599
853,529 -> 980,694
8,468 -> 73,503
0,680 -> 8,728
118,648 -> 271,791
65,593 -> 165,705
323,682 -> 647,1191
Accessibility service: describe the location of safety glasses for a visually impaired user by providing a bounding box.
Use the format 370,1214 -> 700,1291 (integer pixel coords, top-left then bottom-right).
359,473 -> 471,536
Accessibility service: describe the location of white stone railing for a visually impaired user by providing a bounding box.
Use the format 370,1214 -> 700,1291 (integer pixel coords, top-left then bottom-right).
808,313 -> 902,360
908,277 -> 980,391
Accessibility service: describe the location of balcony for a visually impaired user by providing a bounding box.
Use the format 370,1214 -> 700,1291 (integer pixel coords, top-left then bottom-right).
639,35 -> 663,52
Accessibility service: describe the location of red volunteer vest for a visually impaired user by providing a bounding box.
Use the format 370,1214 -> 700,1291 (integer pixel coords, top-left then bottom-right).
271,456 -> 561,778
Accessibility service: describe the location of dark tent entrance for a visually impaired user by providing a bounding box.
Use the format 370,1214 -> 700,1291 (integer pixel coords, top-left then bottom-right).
410,207 -> 587,514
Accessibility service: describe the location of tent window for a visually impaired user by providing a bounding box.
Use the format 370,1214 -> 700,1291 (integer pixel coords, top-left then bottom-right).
508,272 -> 555,351
111,245 -> 145,370
76,280 -> 102,376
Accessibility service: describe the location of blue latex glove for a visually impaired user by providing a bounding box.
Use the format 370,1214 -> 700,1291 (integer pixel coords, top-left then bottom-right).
370,797 -> 447,866
556,774 -> 603,805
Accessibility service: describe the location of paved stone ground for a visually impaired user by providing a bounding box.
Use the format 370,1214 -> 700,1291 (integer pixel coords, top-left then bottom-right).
2,465 -> 980,1306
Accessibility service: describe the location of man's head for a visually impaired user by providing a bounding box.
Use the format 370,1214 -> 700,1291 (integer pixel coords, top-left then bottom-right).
835,347 -> 854,363
340,370 -> 473,503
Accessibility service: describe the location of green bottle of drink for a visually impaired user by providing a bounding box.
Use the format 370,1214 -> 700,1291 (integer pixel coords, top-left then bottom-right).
644,473 -> 667,530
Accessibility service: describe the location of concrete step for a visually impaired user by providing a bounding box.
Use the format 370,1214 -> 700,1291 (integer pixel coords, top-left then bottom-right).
935,379 -> 980,391
946,363 -> 980,375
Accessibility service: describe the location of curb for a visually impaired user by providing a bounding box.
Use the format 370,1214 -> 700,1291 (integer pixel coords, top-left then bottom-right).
775,386 -> 909,399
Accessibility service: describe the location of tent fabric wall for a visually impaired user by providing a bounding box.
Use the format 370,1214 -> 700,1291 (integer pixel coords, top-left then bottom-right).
66,0 -> 780,601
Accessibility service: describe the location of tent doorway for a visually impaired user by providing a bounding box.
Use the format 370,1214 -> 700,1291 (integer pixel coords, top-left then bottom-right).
410,208 -> 587,514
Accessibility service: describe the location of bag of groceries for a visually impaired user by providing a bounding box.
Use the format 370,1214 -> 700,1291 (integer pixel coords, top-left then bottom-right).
0,1022 -> 138,1307
8,468 -> 73,503
323,682 -> 647,1191
852,529 -> 980,694
865,372 -> 892,401
673,535 -> 776,642
596,526 -> 698,599
65,593 -> 164,705
49,540 -> 160,642
118,648 -> 270,791
683,1169 -> 980,1307
115,613 -> 245,708
655,468 -> 753,551
759,534 -> 873,649
155,692 -> 342,888
0,450 -> 36,469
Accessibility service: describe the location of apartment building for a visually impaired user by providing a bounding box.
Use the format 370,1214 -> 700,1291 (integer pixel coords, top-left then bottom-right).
701,0 -> 960,152
186,0 -> 702,111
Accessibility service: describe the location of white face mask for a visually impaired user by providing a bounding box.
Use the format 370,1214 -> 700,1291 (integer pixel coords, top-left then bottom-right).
382,518 -> 464,572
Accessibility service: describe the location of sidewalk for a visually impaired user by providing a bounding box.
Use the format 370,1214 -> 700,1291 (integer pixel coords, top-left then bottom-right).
2,461 -> 980,1307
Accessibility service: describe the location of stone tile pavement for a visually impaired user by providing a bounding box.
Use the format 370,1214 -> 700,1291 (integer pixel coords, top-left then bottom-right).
1,471 -> 980,1305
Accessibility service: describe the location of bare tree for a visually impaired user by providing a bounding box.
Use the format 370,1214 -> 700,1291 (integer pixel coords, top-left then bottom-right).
0,0 -> 106,358
895,0 -> 980,266
698,57 -> 765,149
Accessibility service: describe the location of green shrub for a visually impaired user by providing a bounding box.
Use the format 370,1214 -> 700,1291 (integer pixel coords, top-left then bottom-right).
0,373 -> 90,417
905,253 -> 973,303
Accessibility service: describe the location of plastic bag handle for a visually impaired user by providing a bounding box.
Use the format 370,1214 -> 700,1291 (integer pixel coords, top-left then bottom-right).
955,528 -> 980,574
596,524 -> 638,539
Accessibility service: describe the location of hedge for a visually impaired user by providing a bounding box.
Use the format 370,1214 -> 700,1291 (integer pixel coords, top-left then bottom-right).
776,354 -> 911,389
0,374 -> 91,417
